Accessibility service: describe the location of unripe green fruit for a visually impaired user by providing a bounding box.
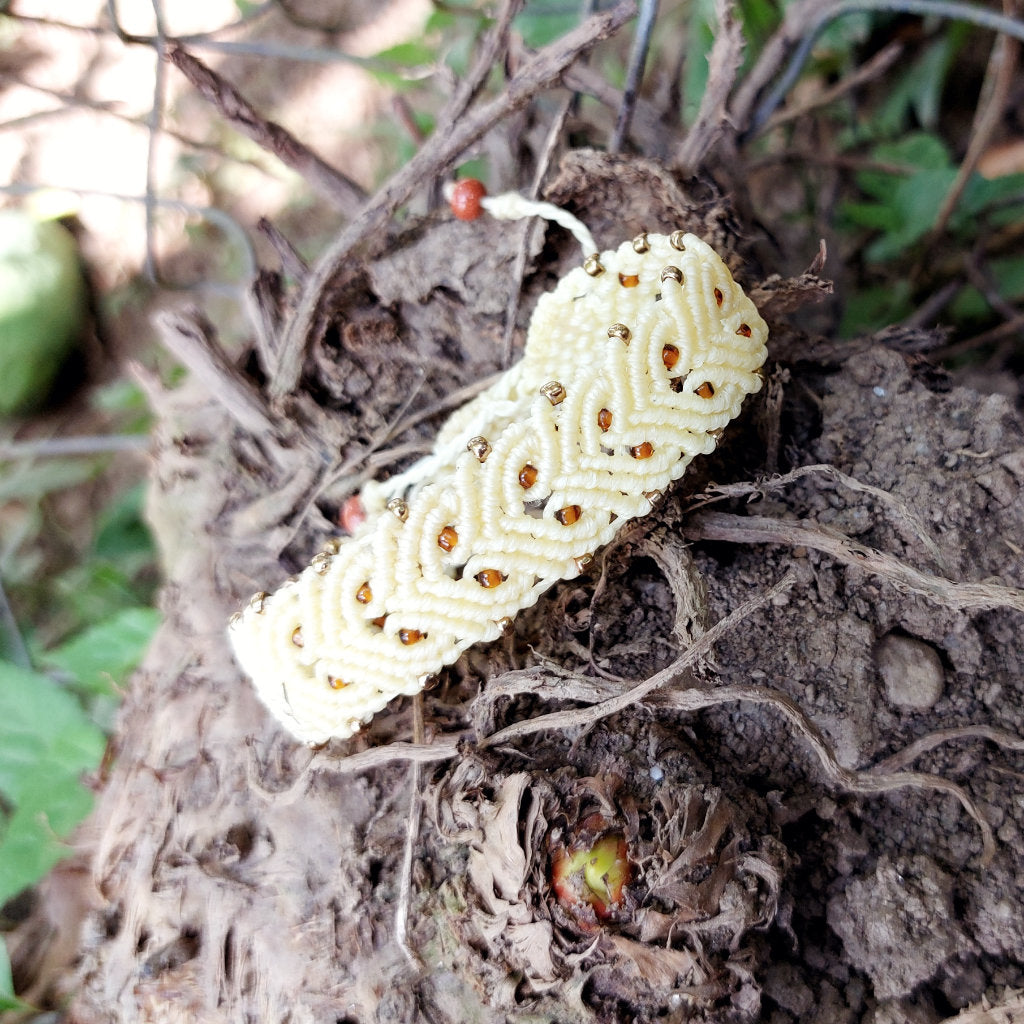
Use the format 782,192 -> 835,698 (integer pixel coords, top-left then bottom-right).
0,210 -> 86,416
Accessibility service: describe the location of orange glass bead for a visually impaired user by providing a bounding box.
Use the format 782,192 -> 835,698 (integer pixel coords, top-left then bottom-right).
598,408 -> 612,432
736,323 -> 752,337
695,382 -> 716,399
519,464 -> 538,489
327,676 -> 347,690
475,569 -> 504,588
449,178 -> 486,221
662,344 -> 679,370
437,525 -> 458,552
714,287 -> 723,307
555,505 -> 582,526
630,441 -> 654,459
356,582 -> 372,604
618,272 -> 639,288
399,628 -> 424,645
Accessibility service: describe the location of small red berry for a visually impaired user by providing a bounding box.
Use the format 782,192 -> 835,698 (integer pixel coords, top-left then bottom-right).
449,178 -> 487,221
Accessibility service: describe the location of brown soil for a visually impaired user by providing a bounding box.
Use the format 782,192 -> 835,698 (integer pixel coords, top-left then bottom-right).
9,150 -> 1024,1024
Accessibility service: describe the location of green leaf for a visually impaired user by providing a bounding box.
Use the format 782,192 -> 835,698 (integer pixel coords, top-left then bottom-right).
0,661 -> 103,905
0,457 -> 100,504
373,40 -> 438,68
874,28 -> 965,136
682,0 -> 716,126
0,938 -> 33,1012
92,483 -> 155,569
0,661 -> 105,808
950,255 -> 1024,322
40,606 -> 160,696
842,134 -> 956,261
514,0 -> 579,49
840,279 -> 913,338
0,767 -> 95,907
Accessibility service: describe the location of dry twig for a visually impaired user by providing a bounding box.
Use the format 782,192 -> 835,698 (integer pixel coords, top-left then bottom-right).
168,47 -> 366,217
696,463 -> 949,572
684,511 -> 1024,615
674,0 -> 745,170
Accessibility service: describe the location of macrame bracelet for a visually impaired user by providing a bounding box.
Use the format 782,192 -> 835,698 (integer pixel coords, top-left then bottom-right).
229,188 -> 769,744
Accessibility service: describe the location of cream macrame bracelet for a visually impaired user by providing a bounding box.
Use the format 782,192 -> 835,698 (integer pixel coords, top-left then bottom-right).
229,185 -> 769,744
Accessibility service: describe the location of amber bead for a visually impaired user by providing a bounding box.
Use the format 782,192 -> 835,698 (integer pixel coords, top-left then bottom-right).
618,272 -> 639,288
736,323 -> 752,337
372,615 -> 386,628
437,525 -> 458,552
714,287 -> 724,307
695,382 -> 716,399
519,464 -> 538,489
475,569 -> 504,588
555,505 -> 582,526
662,344 -> 679,370
399,628 -> 424,645
598,408 -> 612,432
630,441 -> 654,459
327,676 -> 347,690
356,582 -> 373,604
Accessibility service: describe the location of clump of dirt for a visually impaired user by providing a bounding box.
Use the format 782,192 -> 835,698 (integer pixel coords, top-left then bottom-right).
9,151 -> 1024,1024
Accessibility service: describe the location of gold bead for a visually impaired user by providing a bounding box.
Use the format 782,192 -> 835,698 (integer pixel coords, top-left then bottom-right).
631,232 -> 649,254
583,254 -> 604,276
643,489 -> 663,504
496,616 -> 514,633
661,265 -> 683,284
540,381 -> 566,405
322,537 -> 342,554
291,626 -> 304,648
249,591 -> 268,614
607,323 -> 631,344
707,427 -> 725,443
467,436 -> 491,462
573,554 -> 593,574
228,612 -> 242,627
387,497 -> 409,521
669,230 -> 687,251
310,551 -> 332,574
